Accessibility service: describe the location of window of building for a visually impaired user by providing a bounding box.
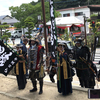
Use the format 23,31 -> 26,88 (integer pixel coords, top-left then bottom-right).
63,13 -> 70,17
75,12 -> 83,16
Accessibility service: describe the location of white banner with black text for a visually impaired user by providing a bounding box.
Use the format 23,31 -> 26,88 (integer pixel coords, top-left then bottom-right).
49,0 -> 57,59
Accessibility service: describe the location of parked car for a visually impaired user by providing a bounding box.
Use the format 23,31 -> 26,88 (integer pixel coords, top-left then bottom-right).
25,30 -> 39,38
48,40 -> 74,59
11,30 -> 22,38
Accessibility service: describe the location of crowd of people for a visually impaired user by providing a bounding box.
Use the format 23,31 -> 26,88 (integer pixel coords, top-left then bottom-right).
14,36 -> 99,96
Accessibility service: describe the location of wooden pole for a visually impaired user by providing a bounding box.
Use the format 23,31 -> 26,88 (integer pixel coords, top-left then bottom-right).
41,0 -> 48,56
84,15 -> 87,45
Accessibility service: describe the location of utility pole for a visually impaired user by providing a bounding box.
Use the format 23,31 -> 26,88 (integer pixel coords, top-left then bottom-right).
41,0 -> 48,56
83,15 -> 87,45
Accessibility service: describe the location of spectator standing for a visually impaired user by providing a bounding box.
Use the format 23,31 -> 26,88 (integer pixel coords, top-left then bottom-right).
11,36 -> 15,45
21,38 -> 29,79
20,34 -> 26,44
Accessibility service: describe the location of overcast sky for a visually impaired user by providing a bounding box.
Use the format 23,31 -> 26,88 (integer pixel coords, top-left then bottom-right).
0,0 -> 38,16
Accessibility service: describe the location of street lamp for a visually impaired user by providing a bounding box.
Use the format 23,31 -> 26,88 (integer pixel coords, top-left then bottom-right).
37,15 -> 42,24
37,15 -> 41,21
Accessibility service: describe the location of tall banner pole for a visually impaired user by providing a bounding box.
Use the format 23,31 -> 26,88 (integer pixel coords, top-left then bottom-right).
49,0 -> 61,88
41,0 -> 48,56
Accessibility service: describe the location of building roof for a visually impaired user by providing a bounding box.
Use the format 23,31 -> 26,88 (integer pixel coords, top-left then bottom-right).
0,15 -> 19,24
46,16 -> 83,26
57,5 -> 100,12
1,18 -> 19,24
0,15 -> 12,20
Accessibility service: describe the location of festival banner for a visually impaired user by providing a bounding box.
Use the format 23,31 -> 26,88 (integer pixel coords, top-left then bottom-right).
0,41 -> 19,76
49,0 -> 57,59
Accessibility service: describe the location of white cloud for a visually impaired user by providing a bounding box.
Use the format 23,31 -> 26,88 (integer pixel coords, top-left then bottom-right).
0,0 -> 38,16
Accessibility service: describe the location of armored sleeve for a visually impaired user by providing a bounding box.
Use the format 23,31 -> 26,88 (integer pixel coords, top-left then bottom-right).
39,47 -> 44,65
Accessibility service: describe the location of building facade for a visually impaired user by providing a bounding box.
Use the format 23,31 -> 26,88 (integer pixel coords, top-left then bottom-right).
57,5 -> 100,33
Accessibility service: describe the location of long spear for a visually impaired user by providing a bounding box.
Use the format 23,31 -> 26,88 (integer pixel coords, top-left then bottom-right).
79,57 -> 96,76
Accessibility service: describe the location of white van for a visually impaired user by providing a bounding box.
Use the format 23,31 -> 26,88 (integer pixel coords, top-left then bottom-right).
11,30 -> 22,38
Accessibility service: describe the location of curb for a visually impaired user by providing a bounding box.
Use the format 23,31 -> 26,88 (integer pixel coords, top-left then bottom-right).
0,91 -> 30,100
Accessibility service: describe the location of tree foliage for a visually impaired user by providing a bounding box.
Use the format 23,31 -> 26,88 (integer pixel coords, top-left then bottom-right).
87,19 -> 100,47
24,17 -> 34,38
9,3 -> 34,29
88,19 -> 100,36
0,22 -> 9,37
9,1 -> 61,29
53,0 -> 100,10
1,30 -> 11,44
87,35 -> 94,47
61,28 -> 69,41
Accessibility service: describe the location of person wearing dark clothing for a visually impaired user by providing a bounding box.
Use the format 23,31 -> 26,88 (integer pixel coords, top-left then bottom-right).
20,34 -> 26,44
15,44 -> 27,90
11,36 -> 15,45
22,39 -> 28,52
89,61 -> 97,89
21,38 -> 28,78
49,58 -> 57,83
73,38 -> 91,88
57,43 -> 72,95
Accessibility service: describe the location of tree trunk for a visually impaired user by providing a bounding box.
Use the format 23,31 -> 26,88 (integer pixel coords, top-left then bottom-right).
1,29 -> 2,36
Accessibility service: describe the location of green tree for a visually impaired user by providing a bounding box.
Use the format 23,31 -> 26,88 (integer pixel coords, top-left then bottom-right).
9,2 -> 61,29
0,22 -> 9,37
24,17 -> 34,38
87,19 -> 100,60
87,19 -> 100,38
9,3 -> 34,31
14,22 -> 22,30
1,30 -> 11,45
53,0 -> 100,10
61,28 -> 69,41
87,34 -> 94,47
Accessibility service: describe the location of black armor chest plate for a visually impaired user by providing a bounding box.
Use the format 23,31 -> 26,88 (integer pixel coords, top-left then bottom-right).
75,46 -> 88,60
